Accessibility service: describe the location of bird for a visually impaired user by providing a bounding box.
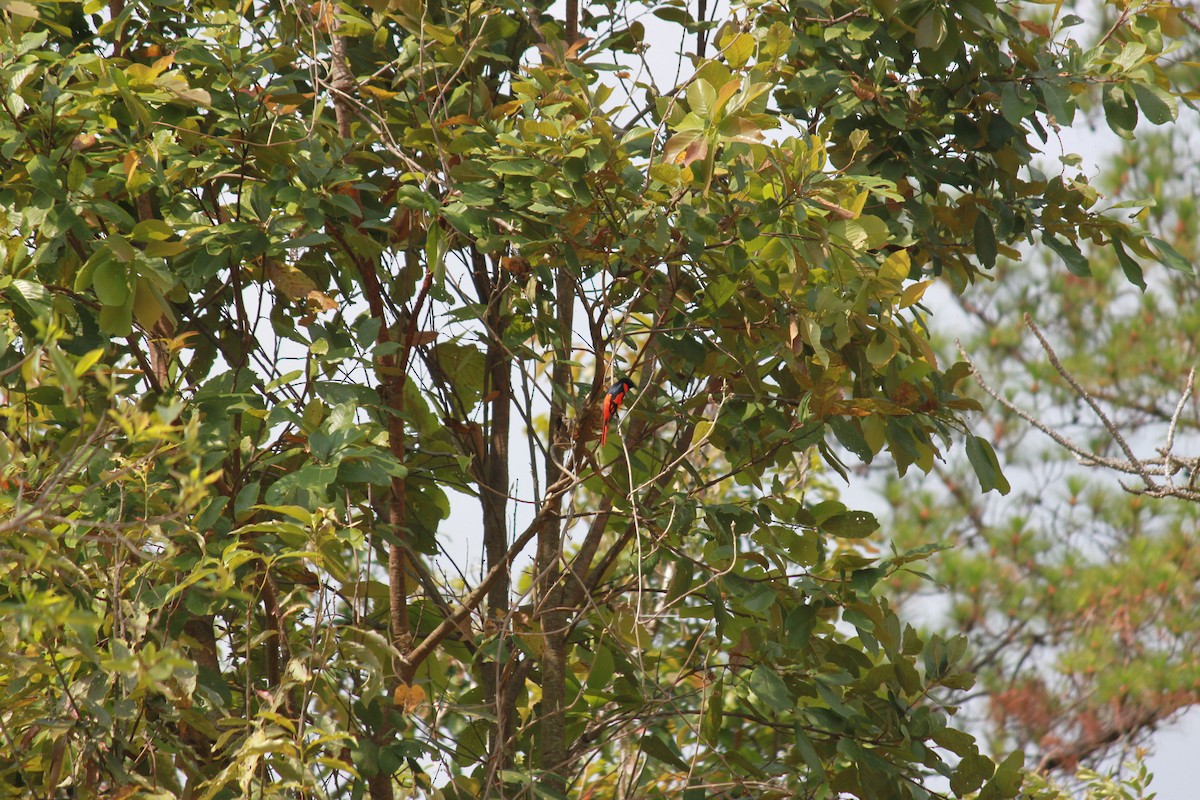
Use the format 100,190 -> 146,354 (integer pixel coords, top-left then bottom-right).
601,377 -> 635,446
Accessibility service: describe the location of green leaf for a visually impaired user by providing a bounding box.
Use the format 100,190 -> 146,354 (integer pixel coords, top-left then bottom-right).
965,435 -> 1011,495
1040,81 -> 1075,125
586,646 -> 615,693
829,416 -> 874,463
1112,237 -> 1145,290
5,278 -> 52,319
639,731 -> 691,771
986,750 -> 1025,798
1148,236 -> 1193,274
701,677 -> 724,745
1042,233 -> 1091,277
974,212 -> 997,270
489,159 -> 545,177
265,464 -> 338,505
234,482 -> 261,519
338,457 -> 392,485
851,567 -> 884,594
931,726 -> 978,758
859,214 -> 890,248
793,724 -> 825,772
950,751 -> 995,796
706,274 -> 738,308
1000,83 -> 1036,126
131,219 -> 175,241
430,341 -> 486,409
749,665 -> 793,711
1101,82 -> 1138,138
687,79 -> 717,117
98,299 -> 133,336
821,510 -> 879,538
865,329 -> 898,367
426,220 -> 446,291
1132,82 -> 1177,125
830,216 -> 888,250
652,5 -> 691,24
1114,39 -> 1150,71
914,11 -> 946,50
93,259 -> 131,306
145,239 -> 186,257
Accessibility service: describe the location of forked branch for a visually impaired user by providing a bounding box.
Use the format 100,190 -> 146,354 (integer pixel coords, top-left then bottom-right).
961,314 -> 1200,500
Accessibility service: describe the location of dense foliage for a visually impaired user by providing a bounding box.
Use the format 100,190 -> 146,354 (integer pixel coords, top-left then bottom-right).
0,0 -> 1187,797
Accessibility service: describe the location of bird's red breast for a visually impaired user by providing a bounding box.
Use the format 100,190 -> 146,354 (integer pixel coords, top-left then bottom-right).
601,377 -> 635,445
603,378 -> 634,421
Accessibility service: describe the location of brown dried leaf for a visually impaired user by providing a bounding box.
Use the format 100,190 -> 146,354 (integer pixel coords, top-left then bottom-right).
392,682 -> 427,712
682,136 -> 709,167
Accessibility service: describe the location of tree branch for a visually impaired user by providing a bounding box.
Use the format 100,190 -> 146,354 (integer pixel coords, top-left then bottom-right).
960,315 -> 1200,501
398,475 -> 575,683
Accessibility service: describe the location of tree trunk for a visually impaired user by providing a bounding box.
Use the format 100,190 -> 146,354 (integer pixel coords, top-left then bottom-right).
536,263 -> 575,791
473,250 -> 514,777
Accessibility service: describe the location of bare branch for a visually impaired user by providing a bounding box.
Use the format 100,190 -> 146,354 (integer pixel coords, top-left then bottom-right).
1162,366 -> 1195,462
1023,314 -> 1159,490
960,316 -> 1200,502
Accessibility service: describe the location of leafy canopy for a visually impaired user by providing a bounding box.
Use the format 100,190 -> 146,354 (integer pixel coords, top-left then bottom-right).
0,0 -> 1185,797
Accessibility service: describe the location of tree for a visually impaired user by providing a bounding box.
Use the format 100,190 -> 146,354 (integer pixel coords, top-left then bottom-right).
877,6 -> 1200,771
0,0 -> 1186,797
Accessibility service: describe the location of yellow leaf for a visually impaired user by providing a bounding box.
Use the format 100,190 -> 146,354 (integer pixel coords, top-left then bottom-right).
879,249 -> 911,281
73,348 -> 106,378
361,84 -> 399,100
723,33 -> 755,70
491,100 -> 521,118
267,261 -> 338,311
849,189 -> 869,218
1,0 -> 38,17
133,279 -> 166,329
145,240 -> 186,257
267,261 -> 313,300
440,113 -> 478,127
123,150 -> 140,179
650,162 -> 681,186
168,331 -> 199,353
900,279 -> 931,308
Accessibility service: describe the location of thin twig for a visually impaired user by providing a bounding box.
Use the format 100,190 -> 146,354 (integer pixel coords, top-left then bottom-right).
959,328 -> 1200,501
1023,314 -> 1160,492
1161,366 -> 1195,464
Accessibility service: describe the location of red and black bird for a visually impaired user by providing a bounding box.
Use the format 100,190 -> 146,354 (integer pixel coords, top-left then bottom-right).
601,377 -> 635,445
